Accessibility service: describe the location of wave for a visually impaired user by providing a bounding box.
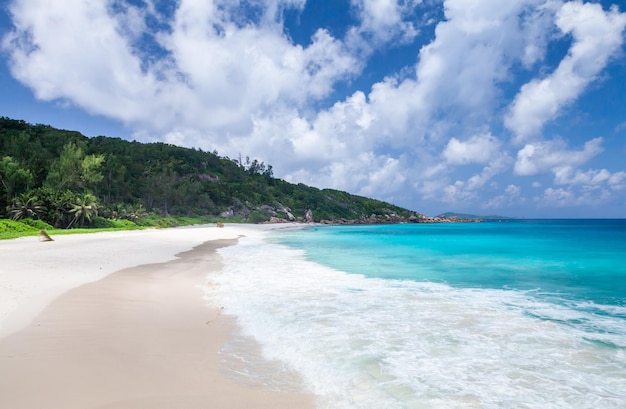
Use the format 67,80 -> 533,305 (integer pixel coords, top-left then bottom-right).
209,234 -> 626,409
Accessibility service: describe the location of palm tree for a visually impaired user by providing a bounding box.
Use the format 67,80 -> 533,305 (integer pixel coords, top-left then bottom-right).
67,193 -> 98,228
126,203 -> 147,223
9,194 -> 44,221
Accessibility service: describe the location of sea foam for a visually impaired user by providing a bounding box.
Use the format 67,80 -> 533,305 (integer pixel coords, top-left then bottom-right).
209,234 -> 626,409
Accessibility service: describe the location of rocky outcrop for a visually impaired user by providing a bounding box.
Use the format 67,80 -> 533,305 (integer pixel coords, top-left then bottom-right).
220,203 -> 312,223
414,214 -> 483,223
315,212 -> 482,225
220,209 -> 235,218
220,202 -> 482,225
303,209 -> 314,223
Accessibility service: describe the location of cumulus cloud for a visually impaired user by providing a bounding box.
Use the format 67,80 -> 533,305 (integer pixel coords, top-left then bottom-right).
349,0 -> 421,46
514,136 -> 625,206
443,133 -> 501,165
553,166 -> 626,188
416,0 -> 568,120
438,152 -> 512,205
2,0 -> 625,215
3,0 -> 154,120
483,184 -> 524,209
535,186 -> 612,207
466,154 -> 512,191
536,187 -> 575,207
514,137 -> 603,176
441,180 -> 476,204
506,1 -> 626,142
3,0 -> 360,136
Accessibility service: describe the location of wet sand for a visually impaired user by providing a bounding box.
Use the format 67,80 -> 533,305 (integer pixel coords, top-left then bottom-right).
0,226 -> 313,409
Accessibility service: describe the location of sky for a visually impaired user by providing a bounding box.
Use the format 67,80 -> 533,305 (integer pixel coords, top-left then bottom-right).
1,0 -> 626,218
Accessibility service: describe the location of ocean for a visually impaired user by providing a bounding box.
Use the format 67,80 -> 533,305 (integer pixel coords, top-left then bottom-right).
210,220 -> 626,408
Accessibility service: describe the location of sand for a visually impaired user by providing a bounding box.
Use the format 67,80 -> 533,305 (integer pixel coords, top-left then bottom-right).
0,224 -> 313,409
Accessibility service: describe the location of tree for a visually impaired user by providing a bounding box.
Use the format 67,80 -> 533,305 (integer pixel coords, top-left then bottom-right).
9,193 -> 44,221
33,188 -> 76,228
44,143 -> 104,192
67,193 -> 98,228
0,156 -> 34,212
1,118 -> 418,224
126,203 -> 147,223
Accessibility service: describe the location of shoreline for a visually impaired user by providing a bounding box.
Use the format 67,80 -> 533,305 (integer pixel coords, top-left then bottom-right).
0,223 -> 301,337
0,224 -> 313,408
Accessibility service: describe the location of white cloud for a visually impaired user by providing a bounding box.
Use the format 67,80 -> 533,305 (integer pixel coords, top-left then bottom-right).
350,0 -> 421,45
506,1 -> 626,142
2,0 -> 626,216
467,154 -> 511,190
537,187 -> 575,206
3,0 -> 360,136
411,0 -> 546,121
339,0 -> 563,150
443,133 -> 501,165
442,180 -> 476,204
514,137 -> 603,176
484,184 -> 523,209
356,155 -> 408,197
282,151 -> 409,202
535,186 -> 612,207
554,166 -> 626,188
3,0 -> 155,121
438,152 -> 512,205
514,136 -> 626,208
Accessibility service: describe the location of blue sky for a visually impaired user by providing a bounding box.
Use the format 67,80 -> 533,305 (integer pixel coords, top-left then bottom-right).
1,0 -> 626,218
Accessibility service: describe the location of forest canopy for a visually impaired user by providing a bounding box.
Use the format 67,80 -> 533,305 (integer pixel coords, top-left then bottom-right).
0,117 -> 417,228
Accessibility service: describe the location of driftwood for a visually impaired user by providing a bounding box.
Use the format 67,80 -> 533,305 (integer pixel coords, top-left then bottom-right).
38,230 -> 54,242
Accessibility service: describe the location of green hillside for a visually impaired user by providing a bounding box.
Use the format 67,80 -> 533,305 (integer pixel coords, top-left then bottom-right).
0,117 -> 419,228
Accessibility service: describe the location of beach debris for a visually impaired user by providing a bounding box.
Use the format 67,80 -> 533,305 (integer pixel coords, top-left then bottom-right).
38,230 -> 54,242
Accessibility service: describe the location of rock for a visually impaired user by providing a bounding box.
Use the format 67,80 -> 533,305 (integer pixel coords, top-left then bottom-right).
303,209 -> 314,223
220,209 -> 234,218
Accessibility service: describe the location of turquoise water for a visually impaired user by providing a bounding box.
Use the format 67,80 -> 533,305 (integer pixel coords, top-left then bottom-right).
275,220 -> 626,306
212,220 -> 626,408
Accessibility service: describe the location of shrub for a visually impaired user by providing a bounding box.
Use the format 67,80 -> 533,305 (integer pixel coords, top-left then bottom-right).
154,218 -> 178,228
91,216 -> 139,229
0,219 -> 38,239
248,210 -> 271,224
20,218 -> 54,231
91,216 -> 118,228
115,219 -> 139,229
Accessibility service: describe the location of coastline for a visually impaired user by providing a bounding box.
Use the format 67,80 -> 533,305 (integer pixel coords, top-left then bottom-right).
0,224 -> 313,408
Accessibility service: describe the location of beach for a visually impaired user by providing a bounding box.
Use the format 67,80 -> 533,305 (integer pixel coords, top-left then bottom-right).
0,224 -> 313,409
211,222 -> 626,408
2,221 -> 625,408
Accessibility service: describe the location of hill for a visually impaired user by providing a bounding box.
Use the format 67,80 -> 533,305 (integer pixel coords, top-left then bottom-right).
0,117 -> 420,227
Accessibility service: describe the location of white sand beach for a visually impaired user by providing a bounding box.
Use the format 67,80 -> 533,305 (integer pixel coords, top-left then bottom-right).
0,224 -> 313,409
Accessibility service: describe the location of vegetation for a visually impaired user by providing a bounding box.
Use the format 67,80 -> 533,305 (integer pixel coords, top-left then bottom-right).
0,117 -> 418,234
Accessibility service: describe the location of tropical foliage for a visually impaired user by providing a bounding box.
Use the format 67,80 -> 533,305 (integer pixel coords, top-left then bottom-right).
0,117 -> 417,227
8,193 -> 44,220
66,193 -> 98,228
